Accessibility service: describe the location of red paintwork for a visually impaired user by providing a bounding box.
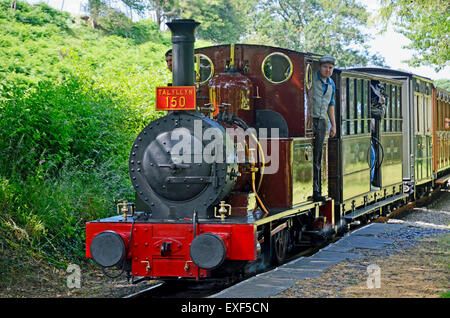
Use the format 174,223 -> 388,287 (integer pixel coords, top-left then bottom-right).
195,45 -> 311,137
85,45 -> 335,281
155,86 -> 196,110
86,221 -> 256,279
209,71 -> 255,126
258,138 -> 292,209
319,199 -> 335,228
227,192 -> 252,216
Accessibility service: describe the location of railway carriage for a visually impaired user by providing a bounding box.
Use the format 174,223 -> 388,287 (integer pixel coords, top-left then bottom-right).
433,87 -> 450,184
351,68 -> 450,196
85,19 -> 450,283
328,70 -> 406,226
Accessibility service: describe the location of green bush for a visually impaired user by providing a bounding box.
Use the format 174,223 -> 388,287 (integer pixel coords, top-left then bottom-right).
0,73 -> 137,265
0,76 -> 132,179
0,159 -> 133,264
0,1 -> 191,281
0,0 -> 72,30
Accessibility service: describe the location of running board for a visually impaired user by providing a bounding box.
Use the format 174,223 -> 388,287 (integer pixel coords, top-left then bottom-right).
435,173 -> 450,185
343,193 -> 409,222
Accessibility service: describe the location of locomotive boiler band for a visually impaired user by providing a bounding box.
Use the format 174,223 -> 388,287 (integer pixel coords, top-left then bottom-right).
85,19 -> 450,282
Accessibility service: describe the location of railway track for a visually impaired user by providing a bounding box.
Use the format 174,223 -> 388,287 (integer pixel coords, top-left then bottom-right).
123,186 -> 448,298
123,246 -> 319,298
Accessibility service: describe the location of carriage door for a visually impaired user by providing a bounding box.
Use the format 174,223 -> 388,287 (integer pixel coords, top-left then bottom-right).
414,79 -> 433,185
424,83 -> 433,181
380,83 -> 403,190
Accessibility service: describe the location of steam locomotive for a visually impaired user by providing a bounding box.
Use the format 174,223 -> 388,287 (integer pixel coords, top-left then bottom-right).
85,19 -> 450,281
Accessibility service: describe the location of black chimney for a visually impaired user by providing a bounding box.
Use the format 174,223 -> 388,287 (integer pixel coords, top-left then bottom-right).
166,19 -> 200,87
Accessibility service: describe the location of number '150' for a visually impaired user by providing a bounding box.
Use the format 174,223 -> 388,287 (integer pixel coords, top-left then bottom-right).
166,96 -> 186,107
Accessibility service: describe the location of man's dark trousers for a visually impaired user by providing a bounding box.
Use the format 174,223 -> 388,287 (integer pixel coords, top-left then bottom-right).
313,117 -> 327,195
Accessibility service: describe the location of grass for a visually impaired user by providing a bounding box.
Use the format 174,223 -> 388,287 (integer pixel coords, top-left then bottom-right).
441,291 -> 450,298
0,0 -> 167,289
0,0 -> 215,293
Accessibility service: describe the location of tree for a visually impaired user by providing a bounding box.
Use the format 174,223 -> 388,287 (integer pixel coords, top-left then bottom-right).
435,79 -> 450,92
86,0 -> 104,28
378,0 -> 450,71
86,0 -> 149,28
148,0 -> 180,27
179,0 -> 254,44
247,0 -> 385,67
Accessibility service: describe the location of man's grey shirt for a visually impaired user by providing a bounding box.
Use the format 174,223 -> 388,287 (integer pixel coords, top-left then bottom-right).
312,71 -> 335,120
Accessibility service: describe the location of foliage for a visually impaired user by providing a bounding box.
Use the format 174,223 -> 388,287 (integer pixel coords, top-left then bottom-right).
112,0 -> 253,44
378,0 -> 450,71
0,159 -> 134,264
146,0 -> 180,26
179,0 -> 253,44
0,0 -> 73,30
81,0 -> 167,44
246,0 -> 386,67
435,80 -> 450,92
0,0 -> 172,275
0,75 -> 139,266
0,77 -> 130,178
96,7 -> 164,44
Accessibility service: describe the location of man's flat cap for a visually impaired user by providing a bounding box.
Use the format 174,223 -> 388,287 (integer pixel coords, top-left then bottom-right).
319,56 -> 335,65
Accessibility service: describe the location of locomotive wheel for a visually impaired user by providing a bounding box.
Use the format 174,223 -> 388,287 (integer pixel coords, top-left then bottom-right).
272,228 -> 288,265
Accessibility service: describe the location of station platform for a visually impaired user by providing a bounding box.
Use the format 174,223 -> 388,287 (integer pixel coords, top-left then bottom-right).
210,222 -> 410,298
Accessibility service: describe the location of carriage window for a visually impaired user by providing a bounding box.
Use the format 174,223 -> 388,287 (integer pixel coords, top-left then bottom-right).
341,78 -> 348,136
428,95 -> 433,133
342,78 -> 373,135
443,98 -> 446,131
349,79 -> 355,134
366,80 -> 371,134
436,98 -> 439,130
383,84 -> 387,132
424,96 -> 428,133
447,100 -> 449,131
397,85 -> 402,131
437,98 -> 440,130
426,95 -> 432,133
442,98 -> 445,131
262,52 -> 293,84
392,86 -> 397,131
416,95 -> 421,133
363,80 -> 369,133
447,99 -> 449,131
194,54 -> 214,85
356,79 -> 363,133
445,99 -> 448,130
445,98 -> 448,131
381,84 -> 386,133
387,84 -> 393,132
